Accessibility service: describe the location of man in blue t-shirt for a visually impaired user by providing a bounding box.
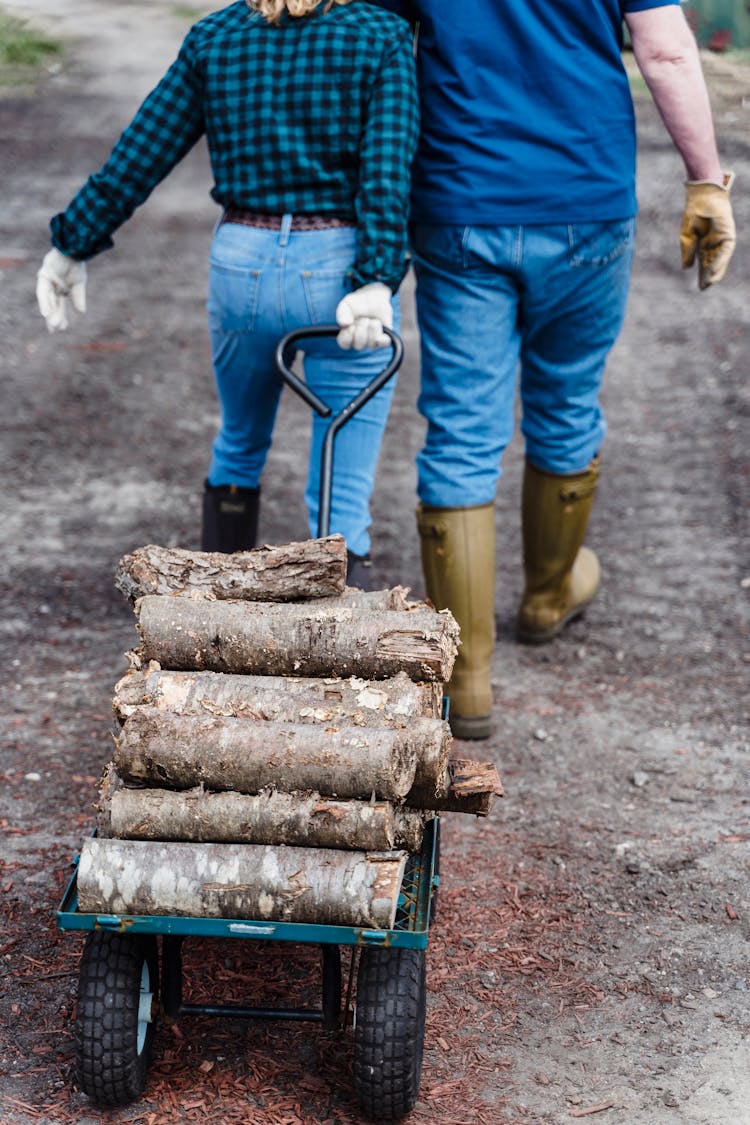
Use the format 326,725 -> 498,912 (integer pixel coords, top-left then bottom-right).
373,0 -> 736,739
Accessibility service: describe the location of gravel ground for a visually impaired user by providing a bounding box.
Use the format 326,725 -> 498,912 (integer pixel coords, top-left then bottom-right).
1,4 -> 749,1123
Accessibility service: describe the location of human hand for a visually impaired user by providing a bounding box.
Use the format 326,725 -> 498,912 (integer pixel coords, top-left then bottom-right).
680,172 -> 736,289
335,282 -> 392,349
36,247 -> 87,331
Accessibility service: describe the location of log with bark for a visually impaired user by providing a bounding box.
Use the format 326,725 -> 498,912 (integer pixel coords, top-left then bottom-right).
114,707 -> 417,801
99,769 -> 434,853
77,837 -> 407,928
419,759 -> 504,817
98,770 -> 399,850
112,670 -> 451,800
114,536 -> 348,603
393,808 -> 432,852
307,587 -> 426,613
133,594 -> 459,682
112,668 -> 442,725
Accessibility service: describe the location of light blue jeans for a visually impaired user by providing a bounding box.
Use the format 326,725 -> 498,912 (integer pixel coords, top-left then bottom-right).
207,217 -> 399,556
410,220 -> 636,507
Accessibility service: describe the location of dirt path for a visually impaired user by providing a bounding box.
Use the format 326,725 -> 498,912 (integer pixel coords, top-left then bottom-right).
1,3 -> 749,1123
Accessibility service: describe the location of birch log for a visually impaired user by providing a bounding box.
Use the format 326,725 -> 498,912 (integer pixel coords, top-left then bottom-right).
112,670 -> 450,799
99,775 -> 397,850
114,707 -> 417,801
114,536 -> 347,603
77,837 -> 407,928
133,595 -> 459,683
113,668 -> 442,724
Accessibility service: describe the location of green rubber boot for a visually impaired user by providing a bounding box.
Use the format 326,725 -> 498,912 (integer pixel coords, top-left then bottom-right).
517,458 -> 601,644
416,503 -> 496,740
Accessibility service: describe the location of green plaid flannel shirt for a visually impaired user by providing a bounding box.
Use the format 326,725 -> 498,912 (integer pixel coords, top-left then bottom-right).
50,1 -> 418,291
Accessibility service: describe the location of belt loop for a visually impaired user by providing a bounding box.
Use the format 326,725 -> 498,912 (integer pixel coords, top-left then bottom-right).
279,213 -> 293,246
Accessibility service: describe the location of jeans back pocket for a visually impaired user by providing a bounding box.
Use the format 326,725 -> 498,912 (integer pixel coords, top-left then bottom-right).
208,263 -> 262,336
300,267 -> 353,325
567,218 -> 636,267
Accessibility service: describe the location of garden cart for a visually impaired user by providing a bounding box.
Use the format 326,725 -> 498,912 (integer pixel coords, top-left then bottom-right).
57,324 -> 442,1121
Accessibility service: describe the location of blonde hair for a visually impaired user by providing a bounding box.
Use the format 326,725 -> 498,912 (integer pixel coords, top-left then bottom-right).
248,0 -> 353,24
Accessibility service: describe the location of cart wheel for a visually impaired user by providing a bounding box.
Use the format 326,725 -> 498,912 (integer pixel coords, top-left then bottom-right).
353,946 -> 427,1120
75,931 -> 159,1106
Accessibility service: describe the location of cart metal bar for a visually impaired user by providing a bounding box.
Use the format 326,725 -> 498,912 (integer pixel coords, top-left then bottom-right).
159,935 -> 342,1027
178,1003 -> 326,1022
273,325 -> 403,538
56,888 -> 428,948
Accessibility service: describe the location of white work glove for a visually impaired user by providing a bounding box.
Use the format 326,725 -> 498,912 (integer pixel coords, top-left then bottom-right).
36,247 -> 87,332
335,282 -> 393,350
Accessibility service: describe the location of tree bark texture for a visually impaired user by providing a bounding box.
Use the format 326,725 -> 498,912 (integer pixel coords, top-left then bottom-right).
393,808 -> 432,852
112,668 -> 442,725
133,595 -> 459,683
306,586 -> 424,613
114,536 -> 347,603
112,673 -> 450,800
114,707 -> 417,802
77,837 -> 407,928
423,759 -> 504,817
98,774 -> 399,850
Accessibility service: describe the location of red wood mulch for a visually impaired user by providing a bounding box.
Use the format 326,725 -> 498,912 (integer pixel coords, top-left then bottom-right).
0,816 -> 598,1125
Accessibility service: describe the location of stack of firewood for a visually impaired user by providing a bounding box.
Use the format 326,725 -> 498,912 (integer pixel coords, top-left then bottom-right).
76,535 -> 502,929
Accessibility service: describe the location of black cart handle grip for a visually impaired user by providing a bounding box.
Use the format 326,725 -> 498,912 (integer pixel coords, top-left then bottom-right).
273,325 -> 403,422
273,324 -> 404,540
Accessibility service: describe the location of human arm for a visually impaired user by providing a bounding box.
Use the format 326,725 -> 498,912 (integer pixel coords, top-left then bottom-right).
49,39 -> 205,262
36,34 -> 205,331
626,4 -> 735,287
336,21 -> 418,348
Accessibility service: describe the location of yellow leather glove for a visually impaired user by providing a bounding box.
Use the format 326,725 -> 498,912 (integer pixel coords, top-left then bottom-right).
680,172 -> 736,290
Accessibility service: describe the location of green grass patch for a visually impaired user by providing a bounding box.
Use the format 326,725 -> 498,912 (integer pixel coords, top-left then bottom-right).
0,10 -> 61,88
0,11 -> 60,66
171,4 -> 215,20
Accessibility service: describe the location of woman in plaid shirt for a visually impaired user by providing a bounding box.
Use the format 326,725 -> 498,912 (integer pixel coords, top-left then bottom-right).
36,0 -> 418,584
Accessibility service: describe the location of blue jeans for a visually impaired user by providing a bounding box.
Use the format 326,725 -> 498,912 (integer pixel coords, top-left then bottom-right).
207,217 -> 399,556
410,220 -> 636,507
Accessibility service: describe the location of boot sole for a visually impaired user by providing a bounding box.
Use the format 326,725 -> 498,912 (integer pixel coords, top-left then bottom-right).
449,712 -> 494,740
516,603 -> 589,646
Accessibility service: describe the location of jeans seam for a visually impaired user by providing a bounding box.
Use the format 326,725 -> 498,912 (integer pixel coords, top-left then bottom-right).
460,225 -> 471,270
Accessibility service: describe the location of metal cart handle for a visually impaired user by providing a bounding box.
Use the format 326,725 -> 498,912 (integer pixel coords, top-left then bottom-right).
274,324 -> 404,538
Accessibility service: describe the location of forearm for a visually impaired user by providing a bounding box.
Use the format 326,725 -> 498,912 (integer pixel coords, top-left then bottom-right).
354,31 -> 419,289
50,44 -> 205,260
627,6 -> 723,182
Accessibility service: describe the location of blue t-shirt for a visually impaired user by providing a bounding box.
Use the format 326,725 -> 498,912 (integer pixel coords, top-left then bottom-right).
372,0 -> 680,223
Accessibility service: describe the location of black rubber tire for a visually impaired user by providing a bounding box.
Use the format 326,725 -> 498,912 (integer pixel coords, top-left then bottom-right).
353,947 -> 427,1120
75,931 -> 159,1106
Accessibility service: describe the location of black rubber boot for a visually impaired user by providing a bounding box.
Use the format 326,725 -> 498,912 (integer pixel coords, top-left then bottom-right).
346,551 -> 375,591
201,482 -> 260,553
